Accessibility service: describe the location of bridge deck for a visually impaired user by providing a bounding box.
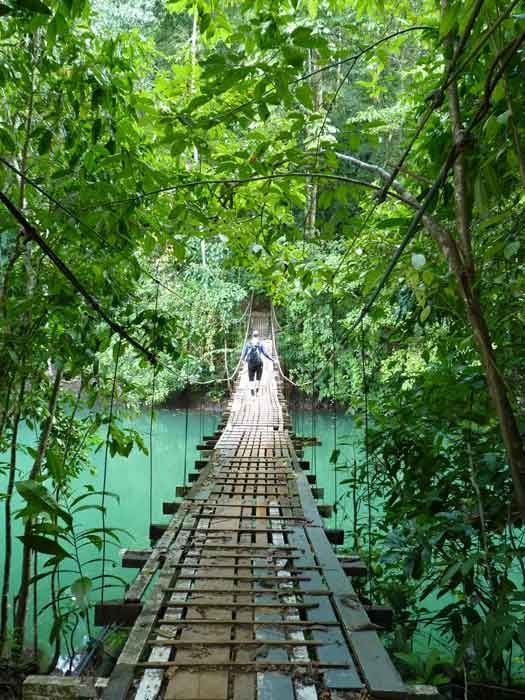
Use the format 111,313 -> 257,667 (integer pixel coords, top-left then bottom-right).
102,312 -> 406,700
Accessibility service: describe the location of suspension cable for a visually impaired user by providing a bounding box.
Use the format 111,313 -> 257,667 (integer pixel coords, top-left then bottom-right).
190,293 -> 253,385
101,338 -> 121,606
331,290 -> 338,529
271,303 -> 331,389
183,406 -> 189,486
311,323 -> 317,476
360,320 -> 372,598
148,281 -> 160,530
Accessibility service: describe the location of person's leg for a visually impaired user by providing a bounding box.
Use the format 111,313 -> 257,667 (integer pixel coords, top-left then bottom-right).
255,364 -> 263,394
248,364 -> 256,395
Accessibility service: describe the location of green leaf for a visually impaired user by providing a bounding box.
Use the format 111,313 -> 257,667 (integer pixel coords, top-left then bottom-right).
257,101 -> 270,121
440,3 -> 459,37
283,46 -> 304,68
291,26 -> 327,50
170,137 -> 187,156
15,480 -> 72,527
496,109 -> 511,125
46,447 -> 64,481
422,270 -> 434,286
92,117 -> 102,143
70,489 -> 119,509
18,534 -> 70,559
71,576 -> 92,608
504,241 -> 520,259
0,126 -> 16,152
329,448 -> 340,464
420,306 -> 431,323
38,129 -> 52,154
18,0 -> 52,14
295,84 -> 313,109
199,11 -> 211,33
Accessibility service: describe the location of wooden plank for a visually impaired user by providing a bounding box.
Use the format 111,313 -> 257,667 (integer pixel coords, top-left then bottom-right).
268,501 -> 318,700
101,528 -> 192,700
164,498 -> 242,700
139,661 -> 355,669
122,506 -> 193,604
306,526 -> 406,697
147,639 -> 325,648
135,518 -> 206,700
121,549 -> 152,568
232,512 -> 256,700
254,498 -> 295,700
286,527 -> 363,692
147,619 -> 341,628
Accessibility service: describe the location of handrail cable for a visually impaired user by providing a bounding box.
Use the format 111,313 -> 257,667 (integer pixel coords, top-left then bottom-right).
270,304 -> 329,389
189,293 -> 254,386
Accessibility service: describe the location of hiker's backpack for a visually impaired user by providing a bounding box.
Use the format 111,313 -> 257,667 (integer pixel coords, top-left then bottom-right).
246,342 -> 262,366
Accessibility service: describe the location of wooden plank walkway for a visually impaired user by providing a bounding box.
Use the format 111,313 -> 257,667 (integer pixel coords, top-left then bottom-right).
101,311 -> 407,700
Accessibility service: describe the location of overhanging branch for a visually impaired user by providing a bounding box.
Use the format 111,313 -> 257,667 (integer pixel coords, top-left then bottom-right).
0,190 -> 157,365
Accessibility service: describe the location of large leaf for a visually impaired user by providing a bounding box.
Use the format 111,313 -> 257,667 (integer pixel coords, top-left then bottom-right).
16,480 -> 72,527
71,576 -> 92,608
17,0 -> 51,14
18,534 -> 70,560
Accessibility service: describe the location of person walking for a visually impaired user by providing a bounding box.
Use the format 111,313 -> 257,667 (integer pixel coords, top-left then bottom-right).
242,329 -> 274,396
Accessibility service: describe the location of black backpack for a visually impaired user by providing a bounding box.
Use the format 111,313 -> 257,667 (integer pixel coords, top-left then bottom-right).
246,342 -> 262,366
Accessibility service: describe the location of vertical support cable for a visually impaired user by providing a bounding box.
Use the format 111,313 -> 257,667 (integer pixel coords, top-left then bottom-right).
183,405 -> 189,485
224,326 -> 232,394
32,550 -> 37,658
310,317 -> 317,476
149,281 -> 160,530
101,338 -> 121,605
360,320 -> 372,597
331,291 -> 338,529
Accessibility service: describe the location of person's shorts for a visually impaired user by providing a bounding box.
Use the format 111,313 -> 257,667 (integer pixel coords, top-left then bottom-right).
248,363 -> 263,381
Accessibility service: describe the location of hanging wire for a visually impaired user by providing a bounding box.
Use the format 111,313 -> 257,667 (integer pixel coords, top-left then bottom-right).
360,320 -> 372,598
272,303 -> 330,390
101,338 -> 121,605
148,281 -> 160,530
183,405 -> 189,485
310,318 -> 317,477
32,550 -> 38,659
190,293 -> 253,386
331,291 -> 338,529
199,394 -> 204,441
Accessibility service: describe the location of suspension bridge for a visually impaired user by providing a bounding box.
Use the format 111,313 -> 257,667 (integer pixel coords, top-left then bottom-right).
24,308 -> 407,700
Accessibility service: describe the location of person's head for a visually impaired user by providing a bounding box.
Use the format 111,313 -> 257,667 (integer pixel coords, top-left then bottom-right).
252,329 -> 259,340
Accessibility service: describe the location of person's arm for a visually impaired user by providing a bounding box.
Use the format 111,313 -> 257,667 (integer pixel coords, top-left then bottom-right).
242,343 -> 249,361
260,342 -> 274,362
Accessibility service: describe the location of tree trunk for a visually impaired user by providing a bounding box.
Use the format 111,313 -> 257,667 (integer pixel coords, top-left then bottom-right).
0,378 -> 26,655
0,375 -> 13,453
13,369 -> 62,650
442,20 -> 525,516
460,278 -> 525,514
336,151 -> 525,517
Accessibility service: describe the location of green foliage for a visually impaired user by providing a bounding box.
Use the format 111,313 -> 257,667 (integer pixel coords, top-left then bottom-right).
1,0 -> 525,689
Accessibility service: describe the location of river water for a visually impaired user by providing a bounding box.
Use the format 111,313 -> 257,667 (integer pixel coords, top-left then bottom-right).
1,407 -> 359,662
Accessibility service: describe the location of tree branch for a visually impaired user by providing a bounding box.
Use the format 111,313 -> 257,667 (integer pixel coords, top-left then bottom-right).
334,151 -> 461,265
0,190 -> 157,364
